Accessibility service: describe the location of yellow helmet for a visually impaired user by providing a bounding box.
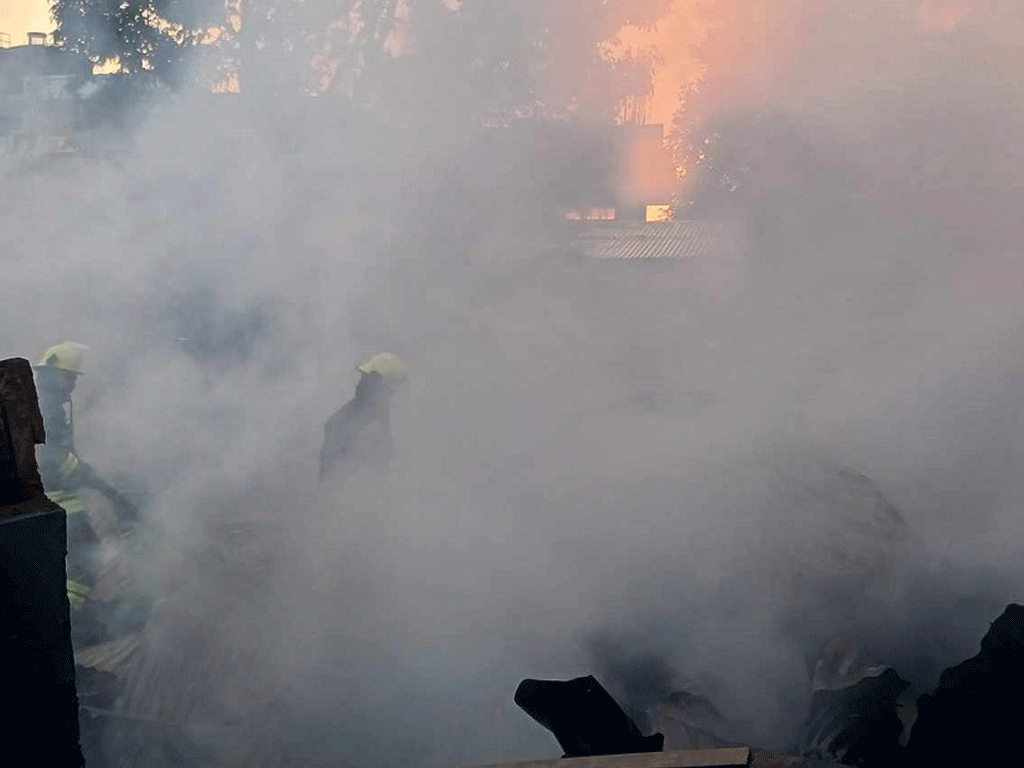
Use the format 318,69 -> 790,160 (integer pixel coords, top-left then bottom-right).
357,352 -> 408,385
36,342 -> 87,375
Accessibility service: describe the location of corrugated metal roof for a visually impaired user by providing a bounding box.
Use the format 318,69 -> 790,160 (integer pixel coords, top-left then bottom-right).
574,220 -> 748,261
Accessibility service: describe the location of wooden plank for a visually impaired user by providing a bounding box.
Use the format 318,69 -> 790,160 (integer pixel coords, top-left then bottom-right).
465,747 -> 752,768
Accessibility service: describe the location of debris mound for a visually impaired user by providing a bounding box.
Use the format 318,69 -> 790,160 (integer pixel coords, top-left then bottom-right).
907,603 -> 1024,767
647,690 -> 739,750
796,667 -> 908,766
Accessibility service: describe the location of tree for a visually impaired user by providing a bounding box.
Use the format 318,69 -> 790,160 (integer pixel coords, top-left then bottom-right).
212,0 -> 405,99
374,0 -> 674,127
53,0 -> 675,118
51,0 -> 226,86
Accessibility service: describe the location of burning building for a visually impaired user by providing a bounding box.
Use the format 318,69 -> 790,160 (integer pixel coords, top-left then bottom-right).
559,123 -> 678,225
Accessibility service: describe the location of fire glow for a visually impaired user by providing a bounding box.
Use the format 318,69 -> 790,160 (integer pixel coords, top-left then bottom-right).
602,0 -> 707,135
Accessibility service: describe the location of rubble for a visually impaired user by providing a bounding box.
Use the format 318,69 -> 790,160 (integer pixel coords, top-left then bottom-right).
90,517 -> 295,768
906,603 -> 1024,767
515,676 -> 665,757
501,600 -> 1024,768
795,667 -> 908,766
793,634 -> 909,765
747,752 -> 814,768
8,335 -> 1021,768
647,691 -> 739,751
73,632 -> 145,675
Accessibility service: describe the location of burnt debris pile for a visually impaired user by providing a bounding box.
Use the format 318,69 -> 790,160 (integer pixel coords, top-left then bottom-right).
796,667 -> 909,767
647,690 -> 740,751
514,604 -> 1024,768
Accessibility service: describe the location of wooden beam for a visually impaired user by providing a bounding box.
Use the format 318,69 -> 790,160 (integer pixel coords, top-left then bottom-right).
465,748 -> 752,768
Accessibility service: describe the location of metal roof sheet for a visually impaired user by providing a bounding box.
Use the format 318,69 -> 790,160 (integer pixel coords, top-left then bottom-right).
574,220 -> 748,261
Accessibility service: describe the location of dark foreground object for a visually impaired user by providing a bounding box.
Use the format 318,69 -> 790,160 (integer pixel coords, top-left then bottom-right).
907,602 -> 1024,767
0,357 -> 84,766
515,676 -> 664,757
796,668 -> 908,766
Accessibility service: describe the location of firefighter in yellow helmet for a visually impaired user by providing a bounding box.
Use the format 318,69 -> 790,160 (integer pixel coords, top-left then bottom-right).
34,342 -> 143,647
320,352 -> 408,481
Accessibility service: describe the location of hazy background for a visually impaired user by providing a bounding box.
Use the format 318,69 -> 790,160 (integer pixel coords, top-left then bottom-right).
3,0 -> 1024,765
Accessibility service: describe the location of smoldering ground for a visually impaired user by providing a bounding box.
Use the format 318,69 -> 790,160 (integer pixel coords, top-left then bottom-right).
4,0 -> 1024,764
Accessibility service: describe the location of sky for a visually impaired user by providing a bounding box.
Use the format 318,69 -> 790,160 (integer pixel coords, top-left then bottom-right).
4,1 -> 1024,766
0,0 -> 53,44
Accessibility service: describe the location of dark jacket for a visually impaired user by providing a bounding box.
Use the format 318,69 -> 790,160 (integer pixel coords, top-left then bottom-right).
319,373 -> 392,481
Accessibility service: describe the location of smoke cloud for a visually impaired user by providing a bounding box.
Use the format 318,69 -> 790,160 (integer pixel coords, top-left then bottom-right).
4,0 -> 1024,763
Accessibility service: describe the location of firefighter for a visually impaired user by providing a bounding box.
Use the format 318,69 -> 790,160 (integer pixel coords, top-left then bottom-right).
320,352 -> 408,481
34,342 -> 142,646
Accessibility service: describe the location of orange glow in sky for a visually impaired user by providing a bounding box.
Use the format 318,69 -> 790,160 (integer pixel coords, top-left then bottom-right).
917,0 -> 985,32
7,0 -> 997,123
603,0 -> 708,135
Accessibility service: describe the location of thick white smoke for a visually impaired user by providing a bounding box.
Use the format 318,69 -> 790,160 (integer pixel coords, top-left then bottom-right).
3,0 -> 1024,763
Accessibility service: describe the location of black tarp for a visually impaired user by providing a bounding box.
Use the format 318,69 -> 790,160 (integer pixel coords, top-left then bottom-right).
515,675 -> 664,757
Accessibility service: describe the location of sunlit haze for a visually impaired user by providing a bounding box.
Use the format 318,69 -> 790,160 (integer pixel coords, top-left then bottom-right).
3,1 -> 1024,766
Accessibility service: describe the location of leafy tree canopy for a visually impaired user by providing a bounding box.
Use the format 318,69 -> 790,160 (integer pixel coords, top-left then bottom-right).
51,0 -> 226,83
52,0 -> 674,115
